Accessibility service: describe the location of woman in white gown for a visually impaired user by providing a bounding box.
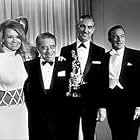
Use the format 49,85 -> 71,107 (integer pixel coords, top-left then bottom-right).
0,19 -> 29,139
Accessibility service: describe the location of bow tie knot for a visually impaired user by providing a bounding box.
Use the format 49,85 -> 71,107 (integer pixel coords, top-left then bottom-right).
110,49 -> 119,56
42,61 -> 54,66
78,43 -> 86,48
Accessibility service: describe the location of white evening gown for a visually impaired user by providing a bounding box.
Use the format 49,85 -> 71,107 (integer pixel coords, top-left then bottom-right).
0,51 -> 29,140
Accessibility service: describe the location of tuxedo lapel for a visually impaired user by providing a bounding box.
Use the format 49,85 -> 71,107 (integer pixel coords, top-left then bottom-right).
49,57 -> 58,90
35,58 -> 45,91
72,43 -> 77,51
72,43 -> 77,56
105,52 -> 110,75
83,43 -> 94,75
83,46 -> 91,75
119,47 -> 128,76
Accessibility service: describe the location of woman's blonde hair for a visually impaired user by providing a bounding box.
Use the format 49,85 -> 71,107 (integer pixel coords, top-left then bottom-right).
0,19 -> 26,55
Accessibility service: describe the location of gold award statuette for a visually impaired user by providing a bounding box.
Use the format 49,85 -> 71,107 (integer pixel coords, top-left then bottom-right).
66,50 -> 86,98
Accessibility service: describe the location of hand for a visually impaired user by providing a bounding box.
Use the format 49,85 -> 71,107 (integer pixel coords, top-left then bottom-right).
96,108 -> 107,122
133,107 -> 140,120
58,56 -> 66,61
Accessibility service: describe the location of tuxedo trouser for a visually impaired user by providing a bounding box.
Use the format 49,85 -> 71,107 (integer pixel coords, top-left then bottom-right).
27,103 -> 49,140
42,95 -> 82,140
81,103 -> 98,140
107,86 -> 139,140
64,97 -> 98,140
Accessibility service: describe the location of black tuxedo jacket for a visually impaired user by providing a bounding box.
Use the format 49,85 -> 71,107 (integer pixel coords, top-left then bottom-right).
60,42 -> 106,107
24,57 -> 70,140
24,57 -> 69,108
105,47 -> 140,107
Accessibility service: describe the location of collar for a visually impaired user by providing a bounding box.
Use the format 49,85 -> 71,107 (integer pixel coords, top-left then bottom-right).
40,58 -> 55,66
77,39 -> 90,49
2,46 -> 16,54
109,47 -> 125,56
117,47 -> 125,56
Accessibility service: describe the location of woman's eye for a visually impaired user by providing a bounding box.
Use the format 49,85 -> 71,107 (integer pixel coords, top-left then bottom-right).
17,36 -> 20,39
7,35 -> 13,39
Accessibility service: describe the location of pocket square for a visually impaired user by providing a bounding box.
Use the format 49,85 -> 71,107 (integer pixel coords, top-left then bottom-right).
57,70 -> 66,77
92,61 -> 101,64
127,62 -> 133,66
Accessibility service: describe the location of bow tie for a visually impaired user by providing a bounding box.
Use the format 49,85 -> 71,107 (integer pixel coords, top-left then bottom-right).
78,43 -> 86,48
109,49 -> 119,56
42,61 -> 54,66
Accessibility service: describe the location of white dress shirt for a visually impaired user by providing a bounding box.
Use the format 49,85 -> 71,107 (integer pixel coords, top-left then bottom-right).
109,47 -> 125,89
77,39 -> 90,74
40,59 -> 54,90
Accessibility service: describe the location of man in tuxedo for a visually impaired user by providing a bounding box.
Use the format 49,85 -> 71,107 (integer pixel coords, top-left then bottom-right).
104,25 -> 140,140
24,32 -> 69,140
60,15 -> 107,140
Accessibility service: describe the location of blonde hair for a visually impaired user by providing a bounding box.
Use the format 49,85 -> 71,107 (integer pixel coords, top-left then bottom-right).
0,19 -> 26,55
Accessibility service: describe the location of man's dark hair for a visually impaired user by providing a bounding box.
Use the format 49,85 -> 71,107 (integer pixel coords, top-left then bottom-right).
78,15 -> 94,23
79,15 -> 92,19
77,15 -> 95,29
36,32 -> 56,47
108,25 -> 125,42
